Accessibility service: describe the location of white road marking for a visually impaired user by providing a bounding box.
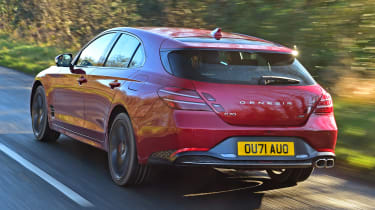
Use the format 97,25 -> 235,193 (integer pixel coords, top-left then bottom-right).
0,143 -> 94,207
184,181 -> 262,197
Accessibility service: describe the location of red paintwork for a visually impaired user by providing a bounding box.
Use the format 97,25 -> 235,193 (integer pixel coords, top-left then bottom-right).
161,39 -> 293,53
137,27 -> 271,42
32,27 -> 337,164
194,82 -> 322,126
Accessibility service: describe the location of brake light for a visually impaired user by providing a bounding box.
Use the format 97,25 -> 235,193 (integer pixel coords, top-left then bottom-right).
314,91 -> 333,114
158,87 -> 212,111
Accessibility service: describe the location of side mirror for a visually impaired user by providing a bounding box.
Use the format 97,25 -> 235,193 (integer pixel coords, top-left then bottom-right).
55,53 -> 73,67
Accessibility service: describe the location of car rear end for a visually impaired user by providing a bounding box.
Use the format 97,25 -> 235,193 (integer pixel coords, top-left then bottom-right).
153,35 -> 337,172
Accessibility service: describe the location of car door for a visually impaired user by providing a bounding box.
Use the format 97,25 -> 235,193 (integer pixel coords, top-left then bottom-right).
52,33 -> 117,135
84,33 -> 145,142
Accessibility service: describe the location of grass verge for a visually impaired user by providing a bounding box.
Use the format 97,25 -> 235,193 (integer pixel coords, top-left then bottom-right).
334,99 -> 375,176
0,34 -> 68,75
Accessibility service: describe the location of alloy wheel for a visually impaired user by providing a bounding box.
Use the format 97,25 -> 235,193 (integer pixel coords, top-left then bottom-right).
109,120 -> 130,180
32,92 -> 47,137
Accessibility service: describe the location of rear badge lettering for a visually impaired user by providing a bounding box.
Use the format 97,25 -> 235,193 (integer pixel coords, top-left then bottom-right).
224,112 -> 237,116
239,100 -> 293,106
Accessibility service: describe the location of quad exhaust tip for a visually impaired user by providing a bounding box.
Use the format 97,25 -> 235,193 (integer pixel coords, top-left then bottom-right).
314,158 -> 335,168
326,158 -> 335,168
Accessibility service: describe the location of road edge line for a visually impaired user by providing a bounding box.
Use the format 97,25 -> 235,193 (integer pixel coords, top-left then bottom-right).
0,143 -> 94,207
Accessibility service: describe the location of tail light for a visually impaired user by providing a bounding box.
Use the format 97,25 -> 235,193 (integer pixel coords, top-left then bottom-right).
314,90 -> 333,114
158,87 -> 212,111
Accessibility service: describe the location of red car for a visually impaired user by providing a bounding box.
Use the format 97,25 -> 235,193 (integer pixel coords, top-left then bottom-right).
30,27 -> 337,186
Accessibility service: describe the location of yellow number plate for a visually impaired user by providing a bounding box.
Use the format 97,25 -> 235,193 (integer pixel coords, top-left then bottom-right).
237,142 -> 295,156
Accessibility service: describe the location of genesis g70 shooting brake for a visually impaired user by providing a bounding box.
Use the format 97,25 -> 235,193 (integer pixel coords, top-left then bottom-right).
30,27 -> 337,186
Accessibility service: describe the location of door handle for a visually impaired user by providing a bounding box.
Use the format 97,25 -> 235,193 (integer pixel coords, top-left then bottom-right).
109,80 -> 121,89
77,76 -> 87,85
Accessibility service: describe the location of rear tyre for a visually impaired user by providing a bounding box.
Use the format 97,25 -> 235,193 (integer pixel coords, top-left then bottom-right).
267,169 -> 295,184
266,167 -> 314,184
108,113 -> 150,186
295,167 -> 314,182
31,86 -> 60,142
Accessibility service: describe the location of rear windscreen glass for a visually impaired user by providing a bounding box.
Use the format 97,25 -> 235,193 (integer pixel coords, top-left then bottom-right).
163,50 -> 316,85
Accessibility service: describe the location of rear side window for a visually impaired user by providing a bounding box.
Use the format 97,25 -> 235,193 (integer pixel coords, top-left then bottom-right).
77,33 -> 116,66
129,45 -> 145,68
163,50 -> 316,85
105,34 -> 140,68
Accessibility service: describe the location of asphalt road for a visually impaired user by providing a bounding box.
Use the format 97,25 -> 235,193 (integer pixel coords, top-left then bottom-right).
0,66 -> 374,210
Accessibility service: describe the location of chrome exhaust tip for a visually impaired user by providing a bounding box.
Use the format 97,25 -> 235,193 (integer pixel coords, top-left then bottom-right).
326,158 -> 335,168
315,159 -> 327,168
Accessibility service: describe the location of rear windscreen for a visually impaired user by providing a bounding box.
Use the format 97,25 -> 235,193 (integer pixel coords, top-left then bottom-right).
162,50 -> 316,85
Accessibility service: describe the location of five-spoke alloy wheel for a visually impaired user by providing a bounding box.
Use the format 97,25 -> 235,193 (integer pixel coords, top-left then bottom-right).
108,113 -> 149,186
31,86 -> 60,142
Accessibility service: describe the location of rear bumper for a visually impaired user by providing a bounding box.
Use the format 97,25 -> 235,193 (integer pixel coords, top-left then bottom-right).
172,110 -> 337,153
150,136 -> 335,169
175,156 -> 315,169
136,110 -> 337,163
173,152 -> 335,169
150,151 -> 335,169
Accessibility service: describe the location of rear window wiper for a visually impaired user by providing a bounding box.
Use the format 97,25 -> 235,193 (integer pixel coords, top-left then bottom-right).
259,76 -> 300,85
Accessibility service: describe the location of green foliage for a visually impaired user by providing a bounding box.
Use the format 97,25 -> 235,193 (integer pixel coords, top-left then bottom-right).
1,0 -> 374,86
198,0 -> 375,87
0,0 -> 139,49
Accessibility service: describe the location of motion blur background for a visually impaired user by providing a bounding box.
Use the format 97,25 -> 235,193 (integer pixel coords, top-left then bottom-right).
0,0 -> 374,179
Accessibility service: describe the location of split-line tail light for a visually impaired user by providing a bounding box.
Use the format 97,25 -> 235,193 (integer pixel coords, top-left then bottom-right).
314,91 -> 333,114
202,92 -> 225,113
158,87 -> 212,111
